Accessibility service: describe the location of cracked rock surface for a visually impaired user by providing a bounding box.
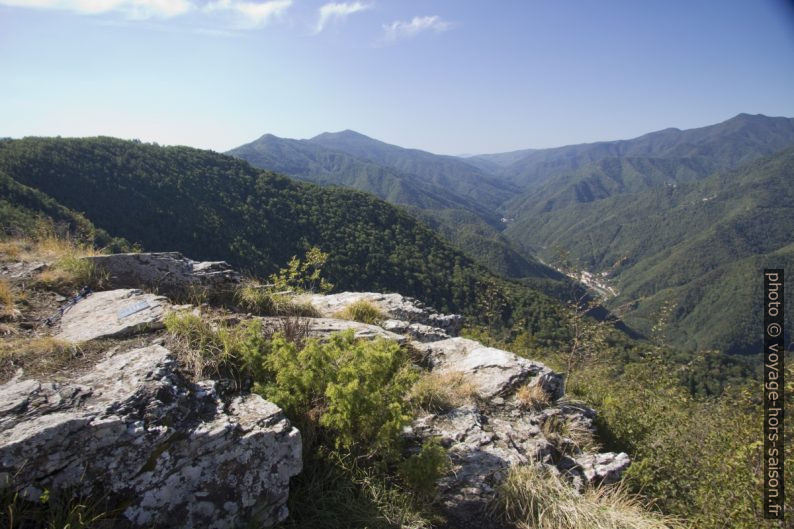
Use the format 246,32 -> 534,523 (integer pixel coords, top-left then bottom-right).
0,345 -> 302,529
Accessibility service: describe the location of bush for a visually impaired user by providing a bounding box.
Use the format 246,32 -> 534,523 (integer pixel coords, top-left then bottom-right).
333,300 -> 387,325
261,330 -> 417,457
399,438 -> 450,499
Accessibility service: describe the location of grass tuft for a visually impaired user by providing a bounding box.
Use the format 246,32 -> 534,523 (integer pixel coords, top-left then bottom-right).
541,413 -> 601,455
333,300 -> 387,325
516,383 -> 551,412
409,370 -> 478,413
491,464 -> 683,529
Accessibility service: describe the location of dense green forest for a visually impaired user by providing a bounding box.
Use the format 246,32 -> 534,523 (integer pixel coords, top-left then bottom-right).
0,136 -> 566,343
228,131 -> 557,281
504,147 -> 794,354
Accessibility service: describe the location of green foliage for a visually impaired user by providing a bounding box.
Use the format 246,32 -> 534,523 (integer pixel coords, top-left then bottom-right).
261,330 -> 417,456
333,300 -> 386,325
570,355 -> 793,528
0,136 -> 569,346
277,448 -> 435,529
505,146 -> 794,355
398,439 -> 450,499
163,311 -> 270,383
0,481 -> 119,529
269,246 -> 333,294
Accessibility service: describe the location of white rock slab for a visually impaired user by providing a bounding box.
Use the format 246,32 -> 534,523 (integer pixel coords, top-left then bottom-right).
56,289 -> 168,342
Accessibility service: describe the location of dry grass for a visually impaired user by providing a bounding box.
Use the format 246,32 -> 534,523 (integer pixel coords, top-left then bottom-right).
491,464 -> 683,529
0,336 -> 105,383
333,300 -> 386,326
541,413 -> 601,455
0,235 -> 107,291
0,280 -> 21,321
516,383 -> 551,412
409,370 -> 479,413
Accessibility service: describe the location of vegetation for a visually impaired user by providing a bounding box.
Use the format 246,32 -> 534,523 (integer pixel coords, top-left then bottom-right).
0,137 -> 568,344
333,299 -> 386,325
491,464 -> 682,529
0,481 -> 120,529
398,439 -> 450,499
408,370 -> 478,413
504,145 -> 794,355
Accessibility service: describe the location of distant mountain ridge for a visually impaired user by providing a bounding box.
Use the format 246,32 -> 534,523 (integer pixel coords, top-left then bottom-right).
227,130 -> 562,283
229,113 -> 794,355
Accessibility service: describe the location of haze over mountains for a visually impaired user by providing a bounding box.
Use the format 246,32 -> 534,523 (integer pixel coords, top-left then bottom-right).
229,113 -> 794,354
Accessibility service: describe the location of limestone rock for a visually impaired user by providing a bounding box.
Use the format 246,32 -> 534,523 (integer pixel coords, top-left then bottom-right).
305,292 -> 463,336
85,252 -> 241,295
415,337 -> 563,400
576,451 -> 631,485
404,338 -> 627,527
55,289 -> 167,343
381,319 -> 451,343
0,345 -> 301,528
257,317 -> 404,343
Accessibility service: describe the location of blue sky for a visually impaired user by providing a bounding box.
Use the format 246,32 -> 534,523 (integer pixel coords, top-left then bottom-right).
1,0 -> 793,154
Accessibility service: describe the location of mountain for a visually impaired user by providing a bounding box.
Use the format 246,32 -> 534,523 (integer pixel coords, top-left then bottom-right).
0,136 -> 566,340
306,130 -> 518,210
504,147 -> 794,354
228,131 -> 562,282
486,113 -> 794,191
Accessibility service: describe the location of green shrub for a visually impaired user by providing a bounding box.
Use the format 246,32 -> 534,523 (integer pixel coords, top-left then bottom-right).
269,246 -> 333,294
333,300 -> 386,325
399,438 -> 450,499
261,330 -> 417,457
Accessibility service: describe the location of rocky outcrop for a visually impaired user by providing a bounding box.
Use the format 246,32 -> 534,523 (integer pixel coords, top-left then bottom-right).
305,292 -> 463,338
257,316 -> 405,343
0,344 -> 301,529
416,337 -> 564,400
55,289 -> 168,343
403,335 -> 628,527
85,252 -> 241,295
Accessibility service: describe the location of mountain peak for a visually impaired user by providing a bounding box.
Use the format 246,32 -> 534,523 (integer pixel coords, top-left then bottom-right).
310,129 -> 374,142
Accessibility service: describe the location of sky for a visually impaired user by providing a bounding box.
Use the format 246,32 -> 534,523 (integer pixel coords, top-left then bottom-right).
1,0 -> 794,155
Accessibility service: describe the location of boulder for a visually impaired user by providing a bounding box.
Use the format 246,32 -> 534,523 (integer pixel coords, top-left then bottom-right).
305,292 -> 463,336
575,452 -> 631,485
85,252 -> 241,295
55,289 -> 167,343
415,337 -> 563,400
404,338 -> 627,527
0,344 -> 302,528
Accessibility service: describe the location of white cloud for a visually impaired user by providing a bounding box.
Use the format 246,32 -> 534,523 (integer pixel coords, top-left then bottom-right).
204,0 -> 291,28
0,0 -> 192,18
315,1 -> 368,33
0,0 -> 292,25
382,15 -> 452,42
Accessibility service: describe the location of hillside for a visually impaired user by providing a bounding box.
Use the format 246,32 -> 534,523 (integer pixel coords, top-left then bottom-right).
482,113 -> 794,191
504,147 -> 794,354
228,132 -> 559,281
0,136 -> 566,341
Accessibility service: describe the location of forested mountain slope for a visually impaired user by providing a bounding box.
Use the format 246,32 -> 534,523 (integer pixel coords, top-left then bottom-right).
505,147 -> 794,354
0,136 -> 567,341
